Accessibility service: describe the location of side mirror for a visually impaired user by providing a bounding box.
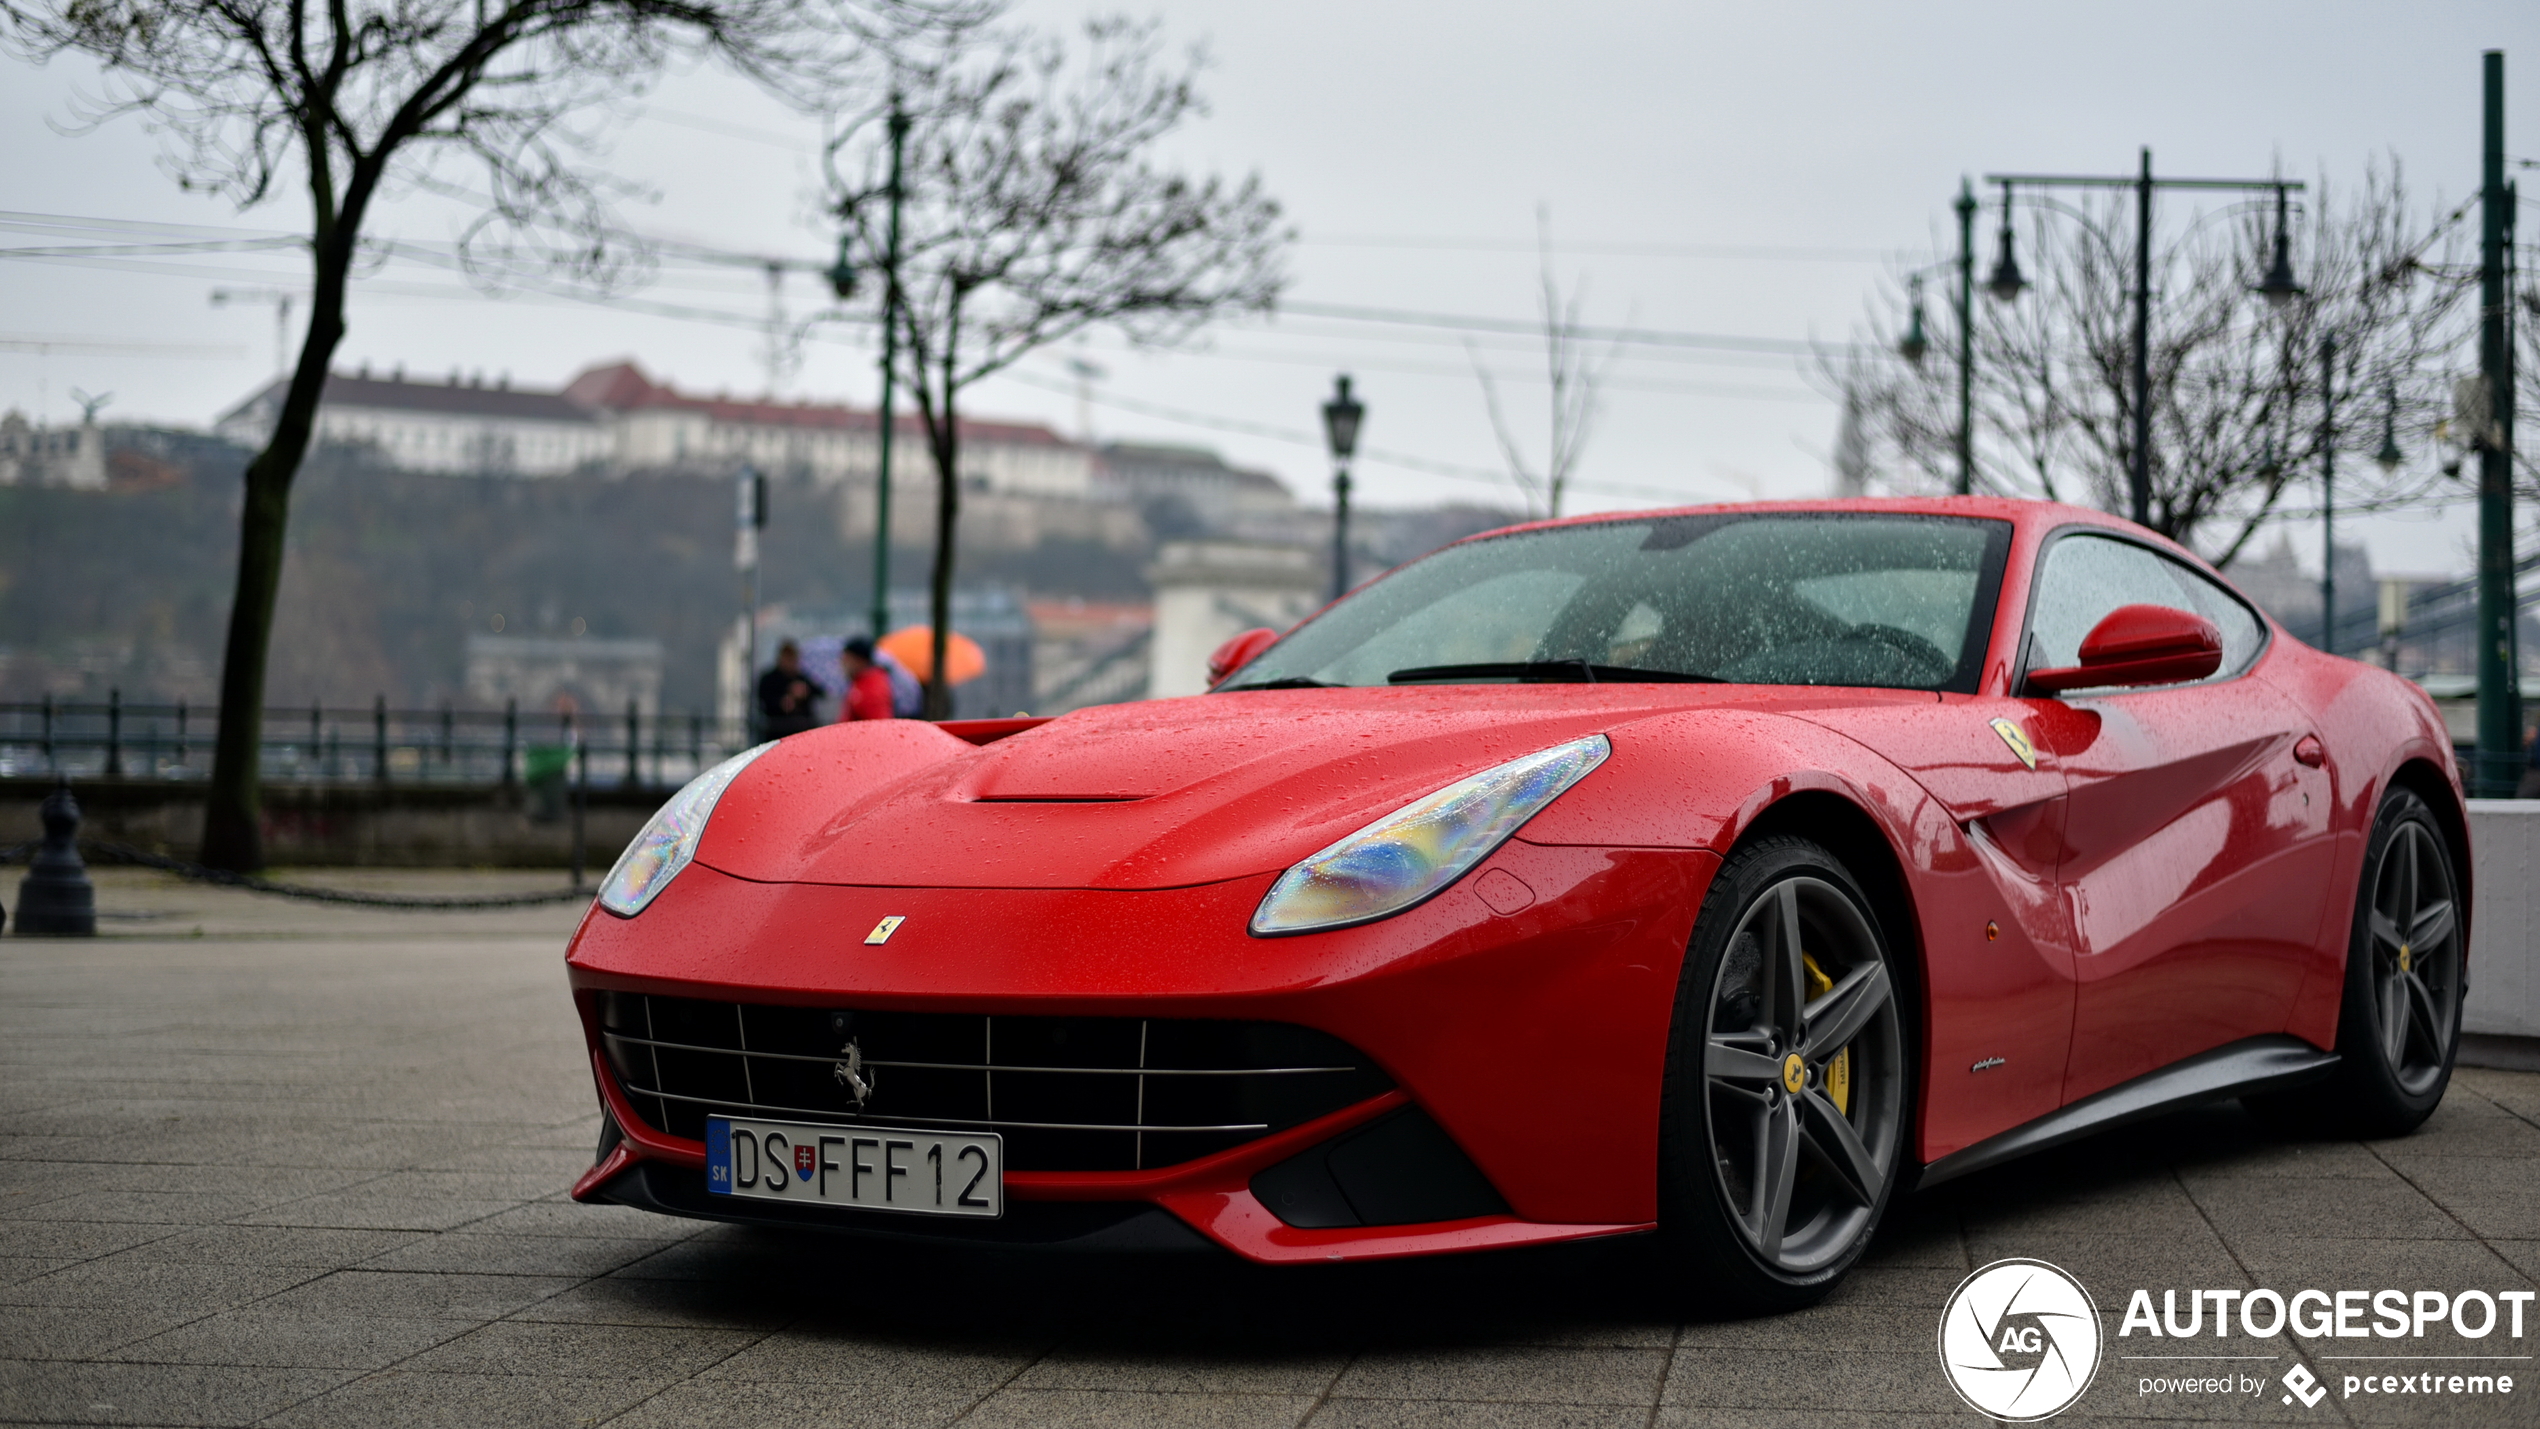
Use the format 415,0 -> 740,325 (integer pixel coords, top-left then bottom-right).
1207,627 -> 1280,687
2026,604 -> 2222,694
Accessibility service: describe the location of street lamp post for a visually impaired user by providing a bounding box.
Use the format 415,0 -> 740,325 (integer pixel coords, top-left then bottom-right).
2319,332 -> 2337,655
2475,49 -> 2520,796
1895,178 -> 1980,497
1954,180 -> 1977,496
1983,150 -> 2304,529
1323,375 -> 1364,603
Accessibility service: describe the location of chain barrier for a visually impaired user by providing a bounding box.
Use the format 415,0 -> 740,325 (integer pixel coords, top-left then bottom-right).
0,840 -> 594,909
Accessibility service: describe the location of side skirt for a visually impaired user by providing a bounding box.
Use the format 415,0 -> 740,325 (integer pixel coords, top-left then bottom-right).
1913,1035 -> 2338,1190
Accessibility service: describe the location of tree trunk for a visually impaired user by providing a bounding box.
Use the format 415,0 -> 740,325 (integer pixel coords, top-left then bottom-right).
198,254 -> 351,871
925,379 -> 961,722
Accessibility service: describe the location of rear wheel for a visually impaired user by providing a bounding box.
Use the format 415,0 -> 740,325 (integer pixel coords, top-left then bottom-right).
1658,836 -> 1909,1312
2252,787 -> 2462,1138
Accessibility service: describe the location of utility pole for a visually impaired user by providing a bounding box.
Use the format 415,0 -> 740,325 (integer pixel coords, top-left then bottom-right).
1955,180 -> 1976,496
2132,147 -> 2155,528
2476,50 -> 2521,795
871,103 -> 910,647
2320,332 -> 2337,654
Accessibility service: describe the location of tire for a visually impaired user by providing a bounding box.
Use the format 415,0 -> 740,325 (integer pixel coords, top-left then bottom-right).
2252,787 -> 2463,1138
1657,835 -> 1911,1313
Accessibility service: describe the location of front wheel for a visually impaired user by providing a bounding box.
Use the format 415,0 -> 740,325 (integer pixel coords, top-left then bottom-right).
1657,836 -> 1909,1313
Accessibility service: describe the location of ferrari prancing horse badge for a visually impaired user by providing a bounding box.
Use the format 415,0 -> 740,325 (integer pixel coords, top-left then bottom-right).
1988,717 -> 2037,771
864,916 -> 906,946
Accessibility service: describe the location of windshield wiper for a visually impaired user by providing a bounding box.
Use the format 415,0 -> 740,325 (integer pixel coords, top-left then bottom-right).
1220,675 -> 1340,691
1387,661 -> 1723,685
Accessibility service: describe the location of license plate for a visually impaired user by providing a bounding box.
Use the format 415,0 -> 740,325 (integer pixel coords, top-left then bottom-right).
706,1116 -> 1001,1218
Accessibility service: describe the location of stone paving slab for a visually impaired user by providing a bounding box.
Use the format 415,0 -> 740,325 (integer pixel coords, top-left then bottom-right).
2,869 -> 2538,1426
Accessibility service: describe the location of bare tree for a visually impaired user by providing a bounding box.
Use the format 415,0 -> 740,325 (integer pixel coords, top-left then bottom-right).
1468,208 -> 1617,520
1,0 -> 976,869
826,17 -> 1285,717
1829,162 -> 2472,566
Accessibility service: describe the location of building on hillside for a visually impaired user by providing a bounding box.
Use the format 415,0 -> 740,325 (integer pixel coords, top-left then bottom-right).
214,367 -> 610,475
1095,442 -> 1295,532
211,361 -> 1099,498
0,411 -> 107,489
564,362 -> 1094,496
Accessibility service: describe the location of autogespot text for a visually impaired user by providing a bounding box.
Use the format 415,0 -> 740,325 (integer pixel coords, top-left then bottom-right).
2121,1286 -> 2531,1407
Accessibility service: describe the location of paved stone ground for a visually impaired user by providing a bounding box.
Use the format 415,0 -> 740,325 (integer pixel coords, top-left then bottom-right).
4,868 -> 2539,1428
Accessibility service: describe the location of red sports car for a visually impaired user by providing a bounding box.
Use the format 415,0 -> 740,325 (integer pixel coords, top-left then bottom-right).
564,497 -> 2467,1309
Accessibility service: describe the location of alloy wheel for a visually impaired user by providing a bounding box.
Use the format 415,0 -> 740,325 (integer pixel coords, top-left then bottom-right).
1701,875 -> 1904,1275
2367,818 -> 2461,1098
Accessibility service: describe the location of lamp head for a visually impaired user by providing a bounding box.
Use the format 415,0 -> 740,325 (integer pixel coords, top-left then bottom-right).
2374,383 -> 2404,473
1899,279 -> 1930,366
2256,188 -> 2304,310
1986,247 -> 2026,304
2256,237 -> 2304,310
1323,374 -> 1365,460
824,234 -> 857,302
1986,186 -> 2025,303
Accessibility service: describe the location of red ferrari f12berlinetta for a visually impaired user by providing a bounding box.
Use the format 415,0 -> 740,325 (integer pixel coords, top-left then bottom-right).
565,497 -> 2465,1309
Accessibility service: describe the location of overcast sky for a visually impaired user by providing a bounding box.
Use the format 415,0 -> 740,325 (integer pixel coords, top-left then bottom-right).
3,1 -> 2531,575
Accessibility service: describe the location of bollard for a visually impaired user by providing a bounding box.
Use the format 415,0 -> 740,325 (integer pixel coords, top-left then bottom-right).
625,700 -> 640,787
373,695 -> 388,783
502,699 -> 518,789
17,779 -> 96,936
105,688 -> 123,777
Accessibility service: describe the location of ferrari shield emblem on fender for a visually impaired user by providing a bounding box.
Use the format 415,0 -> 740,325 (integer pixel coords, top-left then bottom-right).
864,915 -> 905,946
1988,717 -> 2038,771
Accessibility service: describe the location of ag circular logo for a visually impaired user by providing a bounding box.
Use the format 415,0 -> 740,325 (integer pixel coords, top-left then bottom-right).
1937,1258 -> 2102,1421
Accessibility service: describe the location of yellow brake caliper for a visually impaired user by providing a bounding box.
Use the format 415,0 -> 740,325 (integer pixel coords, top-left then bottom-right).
1802,953 -> 1851,1116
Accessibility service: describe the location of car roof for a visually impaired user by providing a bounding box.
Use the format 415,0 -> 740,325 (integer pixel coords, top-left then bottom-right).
1456,495 -> 2122,542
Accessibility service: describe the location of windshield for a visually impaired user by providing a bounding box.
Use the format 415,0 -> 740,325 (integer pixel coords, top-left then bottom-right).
1224,512 -> 2012,693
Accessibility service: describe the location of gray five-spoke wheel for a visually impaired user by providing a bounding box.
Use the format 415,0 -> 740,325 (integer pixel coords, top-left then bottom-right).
2367,817 -> 2461,1097
1701,875 -> 1904,1275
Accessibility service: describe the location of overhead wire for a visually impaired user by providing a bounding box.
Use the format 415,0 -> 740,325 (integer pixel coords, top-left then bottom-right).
991,362 -> 1741,506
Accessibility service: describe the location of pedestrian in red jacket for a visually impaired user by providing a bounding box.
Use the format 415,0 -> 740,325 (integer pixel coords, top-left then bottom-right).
840,637 -> 897,721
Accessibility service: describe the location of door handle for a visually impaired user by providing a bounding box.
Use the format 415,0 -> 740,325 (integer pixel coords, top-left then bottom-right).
2293,735 -> 2326,768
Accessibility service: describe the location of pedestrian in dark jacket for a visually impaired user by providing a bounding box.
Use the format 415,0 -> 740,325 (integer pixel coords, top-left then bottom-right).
757,641 -> 823,738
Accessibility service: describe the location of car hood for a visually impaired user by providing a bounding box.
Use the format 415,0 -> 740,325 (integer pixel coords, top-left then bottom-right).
693,685 -> 1935,890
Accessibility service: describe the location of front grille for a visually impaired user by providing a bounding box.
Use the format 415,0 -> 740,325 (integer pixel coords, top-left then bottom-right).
595,992 -> 1394,1173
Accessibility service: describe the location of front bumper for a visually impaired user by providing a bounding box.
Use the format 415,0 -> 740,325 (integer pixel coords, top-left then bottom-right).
563,839 -> 1714,1263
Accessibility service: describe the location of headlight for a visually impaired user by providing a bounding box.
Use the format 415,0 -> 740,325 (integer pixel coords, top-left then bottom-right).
1250,734 -> 1610,936
596,741 -> 776,917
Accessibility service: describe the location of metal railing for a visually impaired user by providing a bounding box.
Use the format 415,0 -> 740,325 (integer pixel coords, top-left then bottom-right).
0,694 -> 754,792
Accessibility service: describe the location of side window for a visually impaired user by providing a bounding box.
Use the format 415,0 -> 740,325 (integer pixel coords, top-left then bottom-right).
2165,563 -> 2266,676
2026,534 -> 2262,680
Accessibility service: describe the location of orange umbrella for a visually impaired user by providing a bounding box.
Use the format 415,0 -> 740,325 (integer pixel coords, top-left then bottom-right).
880,626 -> 987,685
